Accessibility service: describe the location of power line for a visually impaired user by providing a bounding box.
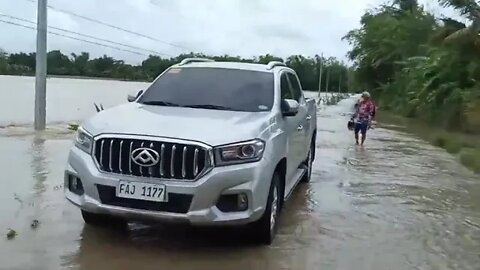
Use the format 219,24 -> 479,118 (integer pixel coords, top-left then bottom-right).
25,0 -> 192,52
0,13 -> 172,56
0,18 -> 149,56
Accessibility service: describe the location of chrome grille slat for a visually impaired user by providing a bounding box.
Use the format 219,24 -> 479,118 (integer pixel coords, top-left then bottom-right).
100,140 -> 104,167
108,139 -> 113,171
119,140 -> 123,173
193,148 -> 199,177
171,145 -> 176,178
94,137 -> 209,181
149,143 -> 154,177
129,141 -> 133,174
160,144 -> 165,177
140,142 -> 145,177
182,146 -> 187,178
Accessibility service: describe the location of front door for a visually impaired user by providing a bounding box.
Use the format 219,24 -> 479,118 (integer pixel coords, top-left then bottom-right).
279,72 -> 305,194
287,72 -> 309,159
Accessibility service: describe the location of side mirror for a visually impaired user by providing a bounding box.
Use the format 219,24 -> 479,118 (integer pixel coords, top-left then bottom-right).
127,90 -> 144,102
281,99 -> 299,117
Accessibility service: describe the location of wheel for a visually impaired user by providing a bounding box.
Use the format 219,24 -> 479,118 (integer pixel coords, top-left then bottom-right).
81,210 -> 127,229
252,172 -> 282,245
301,142 -> 314,183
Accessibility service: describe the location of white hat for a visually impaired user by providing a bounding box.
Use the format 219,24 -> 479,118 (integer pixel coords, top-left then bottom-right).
361,91 -> 371,98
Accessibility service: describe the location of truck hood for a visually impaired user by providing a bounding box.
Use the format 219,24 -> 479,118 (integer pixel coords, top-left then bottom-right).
82,103 -> 274,146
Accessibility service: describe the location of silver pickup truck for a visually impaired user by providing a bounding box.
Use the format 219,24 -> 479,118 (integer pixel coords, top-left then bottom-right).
65,58 -> 317,244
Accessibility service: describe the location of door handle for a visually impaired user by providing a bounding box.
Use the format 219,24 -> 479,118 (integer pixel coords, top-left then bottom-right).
306,115 -> 311,120
297,125 -> 303,131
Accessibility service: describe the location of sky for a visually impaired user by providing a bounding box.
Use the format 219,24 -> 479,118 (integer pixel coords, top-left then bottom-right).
0,0 -> 462,64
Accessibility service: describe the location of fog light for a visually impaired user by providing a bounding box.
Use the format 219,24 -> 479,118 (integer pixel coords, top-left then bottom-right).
68,174 -> 84,195
216,193 -> 248,212
237,193 -> 248,211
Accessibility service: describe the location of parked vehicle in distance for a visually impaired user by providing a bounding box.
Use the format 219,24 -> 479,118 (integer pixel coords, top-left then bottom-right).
65,58 -> 317,244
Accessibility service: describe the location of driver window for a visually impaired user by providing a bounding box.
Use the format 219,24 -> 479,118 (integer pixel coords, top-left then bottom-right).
280,73 -> 293,100
287,73 -> 304,103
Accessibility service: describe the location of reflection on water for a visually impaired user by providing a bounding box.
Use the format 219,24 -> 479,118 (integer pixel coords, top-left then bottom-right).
31,135 -> 48,195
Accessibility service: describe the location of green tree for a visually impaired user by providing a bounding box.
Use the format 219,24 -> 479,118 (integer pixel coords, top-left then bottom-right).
8,52 -> 35,72
0,49 -> 8,74
0,50 -> 352,93
47,50 -> 72,75
71,52 -> 90,76
345,0 -> 480,133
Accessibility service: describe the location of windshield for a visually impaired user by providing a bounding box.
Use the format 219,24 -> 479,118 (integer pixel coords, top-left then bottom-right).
138,67 -> 274,112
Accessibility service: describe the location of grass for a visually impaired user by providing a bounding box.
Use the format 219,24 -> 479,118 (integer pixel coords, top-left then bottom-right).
322,93 -> 350,105
460,150 -> 480,174
67,123 -> 79,131
430,134 -> 479,172
432,134 -> 462,154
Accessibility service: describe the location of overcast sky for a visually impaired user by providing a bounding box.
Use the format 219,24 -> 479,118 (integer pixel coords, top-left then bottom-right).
0,0 -> 460,64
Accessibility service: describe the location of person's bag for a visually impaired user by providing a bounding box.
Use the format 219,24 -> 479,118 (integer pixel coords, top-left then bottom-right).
347,118 -> 355,130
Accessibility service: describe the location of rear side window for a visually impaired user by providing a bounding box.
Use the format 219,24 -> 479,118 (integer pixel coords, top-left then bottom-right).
287,73 -> 303,102
139,67 -> 274,112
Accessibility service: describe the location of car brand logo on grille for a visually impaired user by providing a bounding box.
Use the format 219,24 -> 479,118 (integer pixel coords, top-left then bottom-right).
131,147 -> 160,167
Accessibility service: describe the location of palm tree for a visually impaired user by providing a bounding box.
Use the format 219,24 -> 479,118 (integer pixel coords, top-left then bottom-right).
438,0 -> 480,43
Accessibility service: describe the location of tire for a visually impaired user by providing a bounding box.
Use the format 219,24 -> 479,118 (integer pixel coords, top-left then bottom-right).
252,172 -> 282,245
81,210 -> 127,229
301,142 -> 314,183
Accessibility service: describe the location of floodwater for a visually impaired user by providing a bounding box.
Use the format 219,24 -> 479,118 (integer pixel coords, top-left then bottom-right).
1,76 -> 479,270
0,75 -> 149,126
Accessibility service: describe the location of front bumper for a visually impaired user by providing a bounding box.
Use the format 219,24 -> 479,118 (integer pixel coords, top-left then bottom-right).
64,146 -> 276,226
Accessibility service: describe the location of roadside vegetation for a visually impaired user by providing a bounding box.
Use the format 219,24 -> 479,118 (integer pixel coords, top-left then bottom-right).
322,93 -> 351,105
0,50 -> 352,93
432,133 -> 480,173
345,0 -> 480,173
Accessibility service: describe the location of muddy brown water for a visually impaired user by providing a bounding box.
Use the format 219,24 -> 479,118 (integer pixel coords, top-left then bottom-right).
1,96 -> 479,270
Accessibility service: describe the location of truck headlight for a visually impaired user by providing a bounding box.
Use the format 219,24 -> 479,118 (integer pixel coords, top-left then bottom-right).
75,127 -> 93,154
214,139 -> 265,166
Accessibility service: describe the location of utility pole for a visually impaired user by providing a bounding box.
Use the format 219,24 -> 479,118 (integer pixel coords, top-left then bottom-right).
317,53 -> 323,103
325,68 -> 330,99
34,0 -> 47,130
338,74 -> 341,95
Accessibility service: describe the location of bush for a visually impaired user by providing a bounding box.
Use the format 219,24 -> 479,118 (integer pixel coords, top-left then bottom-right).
445,139 -> 462,154
431,134 -> 462,154
68,123 -> 79,131
432,135 -> 448,148
460,151 -> 480,173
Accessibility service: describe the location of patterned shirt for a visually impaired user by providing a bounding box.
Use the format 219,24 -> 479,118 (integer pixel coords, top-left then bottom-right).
356,99 -> 374,124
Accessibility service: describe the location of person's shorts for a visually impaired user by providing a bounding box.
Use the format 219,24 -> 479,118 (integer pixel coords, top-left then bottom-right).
354,122 -> 368,135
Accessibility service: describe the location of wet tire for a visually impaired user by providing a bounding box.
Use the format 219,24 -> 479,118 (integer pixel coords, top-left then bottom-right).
301,142 -> 314,183
81,210 -> 127,229
252,172 -> 281,245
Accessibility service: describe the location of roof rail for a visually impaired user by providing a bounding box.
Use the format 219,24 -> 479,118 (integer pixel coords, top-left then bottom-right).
266,61 -> 286,70
178,58 -> 215,66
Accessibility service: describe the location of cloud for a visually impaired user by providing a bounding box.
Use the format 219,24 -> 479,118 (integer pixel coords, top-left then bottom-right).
0,0 -> 462,65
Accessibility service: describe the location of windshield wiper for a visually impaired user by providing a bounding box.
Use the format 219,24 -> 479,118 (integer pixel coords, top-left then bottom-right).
183,104 -> 235,111
141,100 -> 181,107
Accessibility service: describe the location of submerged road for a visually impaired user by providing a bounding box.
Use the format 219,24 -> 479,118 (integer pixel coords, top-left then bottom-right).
1,96 -> 479,270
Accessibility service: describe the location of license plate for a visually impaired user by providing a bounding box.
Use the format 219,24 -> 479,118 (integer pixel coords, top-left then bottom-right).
116,181 -> 167,202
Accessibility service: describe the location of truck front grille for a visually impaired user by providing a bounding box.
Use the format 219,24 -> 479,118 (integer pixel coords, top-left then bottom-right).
93,137 -> 212,180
